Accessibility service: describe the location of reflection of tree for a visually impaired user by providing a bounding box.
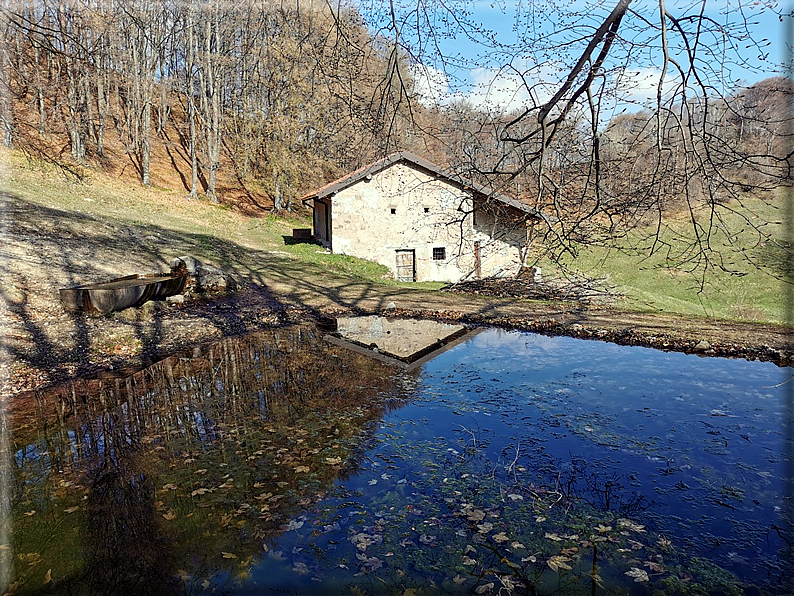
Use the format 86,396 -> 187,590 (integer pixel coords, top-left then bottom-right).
77,456 -> 175,595
8,324 -> 409,593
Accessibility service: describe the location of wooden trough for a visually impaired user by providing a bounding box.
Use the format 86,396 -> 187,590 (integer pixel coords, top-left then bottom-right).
59,273 -> 188,315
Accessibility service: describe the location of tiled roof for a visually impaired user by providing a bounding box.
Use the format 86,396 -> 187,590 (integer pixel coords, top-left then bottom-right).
301,151 -> 540,217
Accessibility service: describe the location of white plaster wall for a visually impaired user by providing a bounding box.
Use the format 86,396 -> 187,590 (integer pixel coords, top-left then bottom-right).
472,209 -> 527,279
329,162 -> 524,282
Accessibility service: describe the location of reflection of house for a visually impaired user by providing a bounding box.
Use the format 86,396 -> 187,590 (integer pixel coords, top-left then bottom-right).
327,315 -> 479,370
302,152 -> 541,282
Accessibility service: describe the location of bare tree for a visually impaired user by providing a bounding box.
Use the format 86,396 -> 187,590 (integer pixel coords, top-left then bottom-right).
352,0 -> 792,283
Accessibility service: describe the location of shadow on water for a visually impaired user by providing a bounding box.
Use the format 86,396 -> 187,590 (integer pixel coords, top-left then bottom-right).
6,324 -> 412,595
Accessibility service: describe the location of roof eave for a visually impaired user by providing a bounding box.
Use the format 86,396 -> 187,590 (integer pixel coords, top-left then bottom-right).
302,151 -> 544,220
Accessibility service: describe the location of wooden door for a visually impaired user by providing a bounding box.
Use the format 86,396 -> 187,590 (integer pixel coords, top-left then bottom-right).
395,250 -> 415,282
314,200 -> 331,244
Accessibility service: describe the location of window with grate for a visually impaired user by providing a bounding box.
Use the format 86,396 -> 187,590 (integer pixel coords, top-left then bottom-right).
432,247 -> 446,260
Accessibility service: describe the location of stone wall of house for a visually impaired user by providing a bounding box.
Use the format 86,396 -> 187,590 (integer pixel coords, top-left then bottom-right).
326,162 -> 524,282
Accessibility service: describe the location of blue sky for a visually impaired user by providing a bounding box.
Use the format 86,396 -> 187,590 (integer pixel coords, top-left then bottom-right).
360,0 -> 791,114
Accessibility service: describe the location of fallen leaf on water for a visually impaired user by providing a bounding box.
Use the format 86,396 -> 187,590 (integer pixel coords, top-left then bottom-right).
510,541 -> 525,550
492,532 -> 509,543
195,469 -> 208,475
292,562 -> 309,575
162,484 -> 178,491
588,573 -> 605,588
453,574 -> 466,585
644,561 -> 666,573
43,569 -> 52,584
462,556 -> 477,566
284,519 -> 304,532
162,510 -> 177,521
625,567 -> 649,582
596,524 -> 612,533
351,533 -> 381,550
202,580 -> 211,589
221,552 -> 237,559
63,507 -> 79,514
294,466 -> 310,473
501,577 -> 517,590
547,555 -> 572,572
23,510 -> 35,517
474,582 -> 494,594
355,553 -> 382,573
544,532 -> 563,542
325,457 -> 342,465
618,519 -> 645,533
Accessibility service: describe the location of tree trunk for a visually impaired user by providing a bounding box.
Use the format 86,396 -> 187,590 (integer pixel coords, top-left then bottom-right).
0,26 -> 12,147
141,95 -> 151,186
187,6 -> 199,197
96,66 -> 108,157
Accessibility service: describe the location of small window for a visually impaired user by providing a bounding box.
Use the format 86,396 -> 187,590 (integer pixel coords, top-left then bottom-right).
390,208 -> 396,215
424,207 -> 430,213
432,247 -> 446,261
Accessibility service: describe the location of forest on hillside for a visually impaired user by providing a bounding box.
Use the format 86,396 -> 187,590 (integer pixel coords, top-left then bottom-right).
2,0 -> 792,276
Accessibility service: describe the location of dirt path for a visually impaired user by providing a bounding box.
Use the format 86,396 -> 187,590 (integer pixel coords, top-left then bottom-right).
1,195 -> 789,397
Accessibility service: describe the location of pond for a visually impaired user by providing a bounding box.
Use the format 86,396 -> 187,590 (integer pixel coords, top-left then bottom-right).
2,321 -> 792,595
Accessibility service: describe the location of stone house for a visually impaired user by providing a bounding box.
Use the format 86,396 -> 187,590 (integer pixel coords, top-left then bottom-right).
302,152 -> 540,283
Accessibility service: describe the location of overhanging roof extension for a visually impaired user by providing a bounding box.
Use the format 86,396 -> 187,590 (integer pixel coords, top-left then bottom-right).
301,151 -> 541,218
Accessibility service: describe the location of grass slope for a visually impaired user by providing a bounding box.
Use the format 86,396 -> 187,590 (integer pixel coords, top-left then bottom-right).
2,151 -> 405,285
540,197 -> 786,323
3,149 -> 784,323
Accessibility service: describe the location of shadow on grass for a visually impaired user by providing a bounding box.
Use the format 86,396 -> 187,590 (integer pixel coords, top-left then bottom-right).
3,193 -> 507,387
281,235 -> 319,246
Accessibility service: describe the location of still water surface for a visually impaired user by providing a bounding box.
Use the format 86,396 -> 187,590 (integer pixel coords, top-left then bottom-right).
6,324 -> 792,595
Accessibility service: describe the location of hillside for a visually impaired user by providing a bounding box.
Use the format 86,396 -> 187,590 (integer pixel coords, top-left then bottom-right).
1,150 -> 788,397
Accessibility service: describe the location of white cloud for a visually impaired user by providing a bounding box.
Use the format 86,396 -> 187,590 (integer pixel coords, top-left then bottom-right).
464,66 -> 532,113
410,59 -> 563,114
409,59 -> 686,117
409,63 -> 452,106
613,67 -> 682,106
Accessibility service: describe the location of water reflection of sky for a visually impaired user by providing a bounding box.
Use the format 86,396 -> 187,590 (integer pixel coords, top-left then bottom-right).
7,326 -> 792,595
248,329 -> 791,594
